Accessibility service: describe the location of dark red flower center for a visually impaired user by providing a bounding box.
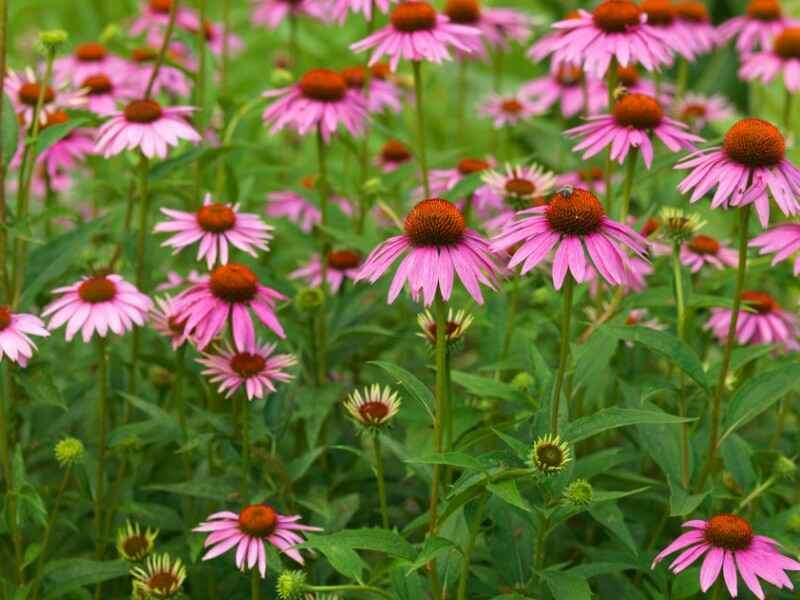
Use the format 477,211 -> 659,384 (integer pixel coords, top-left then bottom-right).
132,47 -> 157,63
688,234 -> 720,255
593,0 -> 642,33
545,188 -> 605,236
579,166 -> 605,183
359,401 -> 390,422
457,157 -> 490,175
426,320 -> 460,339
641,0 -> 676,26
500,99 -> 524,114
746,0 -> 782,21
535,443 -> 564,468
75,42 -> 107,61
209,264 -> 258,303
404,198 -> 466,247
340,66 -> 366,89
681,103 -> 707,120
504,177 -> 536,197
167,315 -> 186,335
722,118 -> 785,168
238,504 -> 277,537
556,65 -> 584,86
741,291 -> 778,314
774,26 -> 800,59
704,514 -> 753,551
43,110 -> 70,129
122,535 -> 150,559
148,572 -> 180,593
675,1 -> 709,22
0,306 -> 11,330
444,0 -> 481,24
18,82 -> 54,107
616,64 -> 640,87
613,93 -> 663,129
391,2 -> 438,32
381,140 -> 412,163
196,203 -> 236,233
149,0 -> 173,13
327,249 -> 361,270
124,99 -> 163,124
78,276 -> 117,303
230,353 -> 266,377
640,217 -> 660,238
82,74 -> 113,95
624,312 -> 641,325
301,175 -> 317,189
371,63 -> 391,80
299,69 -> 347,102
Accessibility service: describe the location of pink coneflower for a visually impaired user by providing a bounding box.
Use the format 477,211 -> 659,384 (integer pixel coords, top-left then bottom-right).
750,223 -> 800,274
719,0 -> 792,53
673,93 -> 734,131
680,235 -> 738,273
356,198 -> 503,305
78,70 -> 133,116
676,118 -> 800,227
194,505 -> 321,577
586,253 -> 653,295
567,93 -> 702,168
541,0 -> 673,78
340,65 -> 403,114
520,65 -> 606,119
171,263 -> 286,351
350,1 -> 481,71
29,111 -> 95,178
376,139 -> 413,172
424,158 -> 500,217
265,178 -> 353,233
481,163 -> 557,230
54,42 -> 126,82
127,47 -> 192,98
707,291 -> 800,351
198,342 -> 296,400
652,514 -> 800,598
442,0 -> 532,59
739,26 -> 800,93
638,0 -> 695,60
0,307 -> 49,367
95,99 -> 200,159
614,65 -> 672,104
262,69 -> 367,142
252,0 -> 326,29
479,94 -> 539,128
182,15 -> 244,57
556,166 -> 607,195
527,10 -> 581,65
43,274 -> 152,342
150,296 -> 191,350
131,0 -> 197,37
330,0 -> 394,23
155,194 -> 273,269
4,69 -> 86,127
490,187 -> 648,290
674,1 -> 718,57
155,270 -> 205,292
290,250 -> 362,293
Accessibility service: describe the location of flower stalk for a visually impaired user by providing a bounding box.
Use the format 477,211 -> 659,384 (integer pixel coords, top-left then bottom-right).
314,126 -> 330,385
94,336 -> 109,559
550,274 -> 575,435
144,0 -> 179,99
412,60 -> 430,197
372,433 -> 389,529
671,241 -> 689,488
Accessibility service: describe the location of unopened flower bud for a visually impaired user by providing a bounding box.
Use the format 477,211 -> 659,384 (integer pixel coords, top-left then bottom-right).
276,570 -> 306,599
295,287 -> 325,311
563,478 -> 593,506
54,437 -> 85,467
271,68 -> 294,88
39,30 -> 68,52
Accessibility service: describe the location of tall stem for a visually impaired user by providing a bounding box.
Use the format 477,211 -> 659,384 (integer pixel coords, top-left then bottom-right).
697,206 -> 750,490
314,127 -> 329,385
783,88 -> 793,131
412,61 -> 430,197
495,276 -> 519,379
356,9 -> 375,235
457,58 -> 467,144
144,0 -> 179,99
676,59 -> 689,101
671,241 -> 689,488
251,567 -> 260,600
0,363 -> 21,583
31,466 -> 71,600
456,492 -> 487,600
194,0 -> 207,206
129,154 -> 150,397
550,275 -> 575,435
241,396 -> 250,502
373,433 -> 389,529
618,148 -> 638,222
289,14 -> 299,74
94,337 -> 109,559
175,345 -> 187,440
0,0 -> 9,303
604,59 -> 618,212
220,0 -> 231,95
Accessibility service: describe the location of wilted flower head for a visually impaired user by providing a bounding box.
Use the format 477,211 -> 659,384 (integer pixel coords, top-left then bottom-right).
658,207 -> 705,243
530,433 -> 571,474
116,521 -> 158,561
54,437 -> 85,467
416,308 -> 474,346
344,384 -> 401,428
131,553 -> 186,598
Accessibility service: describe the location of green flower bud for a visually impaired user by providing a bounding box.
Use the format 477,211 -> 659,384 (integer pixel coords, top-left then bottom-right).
510,371 -> 534,392
295,287 -> 325,312
149,366 -> 174,389
774,455 -> 797,479
363,177 -> 382,196
787,512 -> 800,533
39,30 -> 68,51
563,478 -> 593,506
276,570 -> 306,599
271,69 -> 294,88
54,437 -> 85,467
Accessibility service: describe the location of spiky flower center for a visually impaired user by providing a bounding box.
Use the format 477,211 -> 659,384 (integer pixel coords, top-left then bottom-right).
546,188 -> 605,236
579,166 -> 605,183
166,315 -> 186,335
774,26 -> 800,59
359,401 -> 390,422
371,63 -> 391,80
616,65 -> 639,87
593,0 -> 641,33
426,321 -> 460,339
556,65 -> 584,86
457,158 -> 490,174
301,175 -> 317,189
75,42 -> 107,61
123,535 -> 151,559
613,93 -> 663,129
149,0 -> 173,13
641,0 -> 676,26
723,118 -> 785,168
704,514 -> 753,551
381,140 -> 412,163
675,1 -> 709,22
741,291 -> 778,314
327,249 -> 361,270
536,443 -> 565,469
82,74 -> 113,95
148,571 -> 180,594
404,199 -> 466,247
391,2 -> 438,32
18,82 -> 54,107
341,66 -> 366,89
681,103 -> 707,120
132,47 -> 157,63
299,69 -> 347,102
196,203 -> 236,233
640,217 -> 660,238
688,234 -> 720,255
746,0 -> 781,20
0,306 -> 11,330
238,504 -> 277,537
124,99 -> 163,124
444,0 -> 481,24
504,177 -> 536,197
230,353 -> 266,377
209,264 -> 258,303
78,276 -> 117,304
44,110 -> 70,129
500,99 -> 524,114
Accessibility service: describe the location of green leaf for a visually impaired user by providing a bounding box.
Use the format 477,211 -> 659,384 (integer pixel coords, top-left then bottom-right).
33,117 -> 91,156
563,407 -> 693,444
602,325 -> 709,391
720,434 -> 756,490
588,501 -> 638,556
706,345 -> 774,382
406,452 -> 486,471
573,327 -> 617,390
391,566 -> 426,599
492,427 -> 530,461
303,528 -> 416,561
450,370 -> 521,400
669,481 -> 708,517
687,294 -> 738,309
148,146 -> 208,181
543,571 -> 592,599
370,360 -> 434,421
43,559 -> 129,599
2,93 -> 19,169
720,363 -> 800,442
487,479 -> 531,512
405,536 -> 458,573
13,365 -> 65,410
144,478 -> 237,501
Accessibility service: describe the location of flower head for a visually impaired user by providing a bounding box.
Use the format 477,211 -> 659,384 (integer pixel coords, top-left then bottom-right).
556,166 -> 608,196
673,93 -> 734,131
0,306 -> 49,367
344,384 -> 401,427
417,308 -> 474,346
289,251 -> 362,293
54,41 -> 126,82
194,505 -> 322,577
520,65 -> 606,119
673,1 -> 718,57
341,64 -> 403,114
479,94 -> 539,128
530,433 -> 571,474
719,0 -> 792,53
680,235 -> 738,273
54,437 -> 85,467
131,554 -> 186,598
740,26 -> 800,93
116,521 -> 158,561
639,0 -> 696,59
198,341 -> 297,400
330,0 -> 394,23
443,0 -> 533,58
377,139 -> 413,172
150,295 -> 192,349
127,47 -> 192,97
4,68 -> 86,127
658,207 -> 705,243
707,291 -> 800,352
252,0 -> 326,29
652,514 -> 800,598
482,163 -> 556,213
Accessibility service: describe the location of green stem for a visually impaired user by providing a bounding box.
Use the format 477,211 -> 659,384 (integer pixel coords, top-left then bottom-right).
770,397 -> 790,449
457,58 -> 467,144
0,0 -> 8,303
30,466 -> 71,600
456,493 -> 487,600
251,567 -> 260,600
412,61 -> 430,197
618,148 -> 637,222
671,241 -> 689,488
305,584 -> 392,599
373,433 -> 389,529
0,363 -> 21,583
220,0 -> 231,95
697,206 -> 751,490
194,0 -> 207,206
314,126 -> 329,386
241,395 -> 250,502
783,88 -> 793,131
534,515 -> 550,574
737,474 -> 777,512
604,59 -> 618,212
676,59 -> 689,101
289,13 -> 299,74
495,276 -> 519,379
144,0 -> 179,99
175,345 -> 187,441
550,275 -> 575,435
129,154 -> 150,398
94,337 -> 109,560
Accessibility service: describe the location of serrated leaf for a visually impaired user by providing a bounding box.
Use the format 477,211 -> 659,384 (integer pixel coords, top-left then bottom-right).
563,407 -> 692,444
